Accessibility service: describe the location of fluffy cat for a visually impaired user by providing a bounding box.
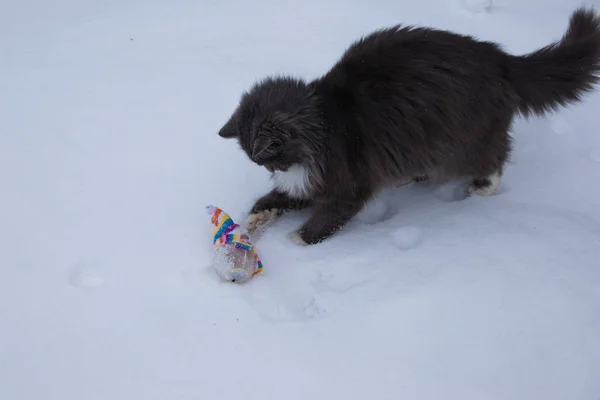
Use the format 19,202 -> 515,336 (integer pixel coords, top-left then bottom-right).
217,7 -> 600,245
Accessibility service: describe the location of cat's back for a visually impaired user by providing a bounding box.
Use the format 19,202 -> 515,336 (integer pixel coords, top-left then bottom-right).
310,24 -> 516,182
313,23 -> 514,139
317,24 -> 508,98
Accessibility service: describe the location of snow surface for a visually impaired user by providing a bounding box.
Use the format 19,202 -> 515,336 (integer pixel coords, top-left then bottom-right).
2,0 -> 600,399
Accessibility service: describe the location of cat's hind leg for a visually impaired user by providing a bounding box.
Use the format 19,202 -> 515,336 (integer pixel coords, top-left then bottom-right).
464,117 -> 511,197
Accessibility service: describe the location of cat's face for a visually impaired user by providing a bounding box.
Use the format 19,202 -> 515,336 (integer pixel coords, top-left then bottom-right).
218,108 -> 298,172
217,77 -> 317,173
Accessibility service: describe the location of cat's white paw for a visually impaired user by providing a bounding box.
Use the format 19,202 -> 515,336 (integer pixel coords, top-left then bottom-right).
467,171 -> 501,197
246,209 -> 279,232
470,185 -> 497,197
288,231 -> 308,246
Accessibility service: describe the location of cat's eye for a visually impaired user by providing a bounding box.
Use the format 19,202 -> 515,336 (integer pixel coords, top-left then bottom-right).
252,138 -> 282,160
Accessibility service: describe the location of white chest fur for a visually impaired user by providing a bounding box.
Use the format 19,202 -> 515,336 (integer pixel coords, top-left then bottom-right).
272,164 -> 312,199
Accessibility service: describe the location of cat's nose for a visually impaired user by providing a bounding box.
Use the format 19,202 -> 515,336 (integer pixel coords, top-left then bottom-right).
251,142 -> 261,159
252,140 -> 274,160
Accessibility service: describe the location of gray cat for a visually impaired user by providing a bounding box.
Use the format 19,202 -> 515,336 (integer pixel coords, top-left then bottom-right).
218,7 -> 600,245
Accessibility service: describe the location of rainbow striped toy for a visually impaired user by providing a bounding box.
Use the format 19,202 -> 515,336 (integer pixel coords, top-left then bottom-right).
205,205 -> 263,283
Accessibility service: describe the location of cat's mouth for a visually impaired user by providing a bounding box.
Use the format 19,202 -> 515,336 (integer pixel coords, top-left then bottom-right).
264,165 -> 289,173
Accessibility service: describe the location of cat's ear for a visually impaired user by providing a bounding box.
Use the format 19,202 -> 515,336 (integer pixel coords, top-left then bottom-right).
218,113 -> 238,139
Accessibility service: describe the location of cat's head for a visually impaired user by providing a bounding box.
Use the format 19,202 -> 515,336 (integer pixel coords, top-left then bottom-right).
217,76 -> 321,173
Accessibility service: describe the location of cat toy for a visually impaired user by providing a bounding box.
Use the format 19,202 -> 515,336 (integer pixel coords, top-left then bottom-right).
205,205 -> 263,283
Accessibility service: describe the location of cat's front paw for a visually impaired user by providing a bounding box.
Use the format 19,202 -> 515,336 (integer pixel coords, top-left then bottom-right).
245,209 -> 279,232
288,231 -> 309,246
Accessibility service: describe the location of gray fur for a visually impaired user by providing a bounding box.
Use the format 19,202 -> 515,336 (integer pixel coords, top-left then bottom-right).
218,7 -> 600,245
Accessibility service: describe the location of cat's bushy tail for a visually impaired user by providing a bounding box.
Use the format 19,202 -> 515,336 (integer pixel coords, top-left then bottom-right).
507,7 -> 600,117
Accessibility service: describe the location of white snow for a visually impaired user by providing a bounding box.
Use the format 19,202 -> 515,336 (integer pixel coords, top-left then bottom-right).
461,0 -> 494,13
391,226 -> 426,250
2,0 -> 600,399
68,261 -> 105,289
